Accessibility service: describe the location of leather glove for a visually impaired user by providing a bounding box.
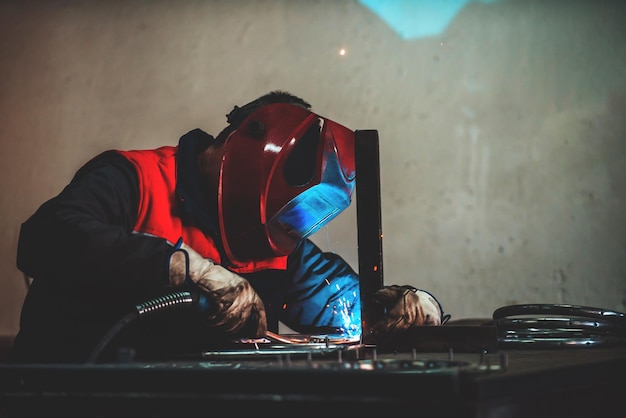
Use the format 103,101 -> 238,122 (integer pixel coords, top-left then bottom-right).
369,285 -> 450,342
169,242 -> 267,337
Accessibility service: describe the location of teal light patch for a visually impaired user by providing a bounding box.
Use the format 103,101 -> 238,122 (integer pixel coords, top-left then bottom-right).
359,0 -> 501,39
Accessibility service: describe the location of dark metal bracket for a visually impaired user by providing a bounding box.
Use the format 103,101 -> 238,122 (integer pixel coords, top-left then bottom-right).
354,130 -> 385,344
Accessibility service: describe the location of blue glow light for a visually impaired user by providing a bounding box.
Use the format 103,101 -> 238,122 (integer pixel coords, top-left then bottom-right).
270,183 -> 351,240
358,0 -> 501,39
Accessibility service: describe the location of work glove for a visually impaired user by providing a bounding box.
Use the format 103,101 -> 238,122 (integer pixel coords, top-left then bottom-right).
168,242 -> 267,337
370,285 -> 450,343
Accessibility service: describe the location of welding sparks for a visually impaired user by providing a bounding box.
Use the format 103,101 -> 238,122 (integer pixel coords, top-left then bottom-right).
334,295 -> 361,339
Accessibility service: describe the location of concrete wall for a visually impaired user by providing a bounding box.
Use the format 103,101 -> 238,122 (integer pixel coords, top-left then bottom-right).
1,0 -> 625,337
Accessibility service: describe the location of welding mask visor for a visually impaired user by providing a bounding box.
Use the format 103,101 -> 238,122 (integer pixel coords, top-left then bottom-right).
218,103 -> 355,264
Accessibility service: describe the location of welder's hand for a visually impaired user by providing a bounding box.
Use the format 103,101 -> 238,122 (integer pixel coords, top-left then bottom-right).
169,243 -> 267,337
369,285 -> 448,342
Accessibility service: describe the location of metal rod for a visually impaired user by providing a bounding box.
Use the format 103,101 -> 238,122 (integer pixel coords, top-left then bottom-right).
355,129 -> 385,344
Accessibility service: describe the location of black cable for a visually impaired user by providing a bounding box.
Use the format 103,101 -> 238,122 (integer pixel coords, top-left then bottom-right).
85,311 -> 138,364
86,290 -> 209,364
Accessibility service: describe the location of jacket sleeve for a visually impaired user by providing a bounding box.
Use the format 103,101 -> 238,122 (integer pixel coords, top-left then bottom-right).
281,239 -> 362,337
16,151 -> 173,293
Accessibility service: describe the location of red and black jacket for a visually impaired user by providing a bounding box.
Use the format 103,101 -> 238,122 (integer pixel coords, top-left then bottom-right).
117,144 -> 287,273
12,129 -> 360,363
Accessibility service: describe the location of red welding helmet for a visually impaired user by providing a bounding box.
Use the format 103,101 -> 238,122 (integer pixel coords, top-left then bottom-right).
218,103 -> 356,264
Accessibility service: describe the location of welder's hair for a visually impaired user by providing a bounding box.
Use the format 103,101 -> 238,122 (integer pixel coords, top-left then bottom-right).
226,90 -> 311,127
214,90 -> 311,144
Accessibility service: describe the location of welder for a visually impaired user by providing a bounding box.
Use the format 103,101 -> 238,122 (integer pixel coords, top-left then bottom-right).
10,90 -> 449,363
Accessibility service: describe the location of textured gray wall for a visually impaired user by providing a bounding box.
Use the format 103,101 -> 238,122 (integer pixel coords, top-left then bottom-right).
1,0 -> 625,336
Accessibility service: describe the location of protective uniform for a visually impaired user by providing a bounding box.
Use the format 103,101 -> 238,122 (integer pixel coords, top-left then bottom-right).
11,95 -> 448,364
117,144 -> 288,273
11,128 -> 361,363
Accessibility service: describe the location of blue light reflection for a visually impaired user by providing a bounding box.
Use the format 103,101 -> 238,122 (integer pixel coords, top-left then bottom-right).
359,0 -> 501,39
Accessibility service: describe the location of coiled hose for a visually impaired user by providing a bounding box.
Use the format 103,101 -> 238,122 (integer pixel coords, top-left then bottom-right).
86,290 -> 210,364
